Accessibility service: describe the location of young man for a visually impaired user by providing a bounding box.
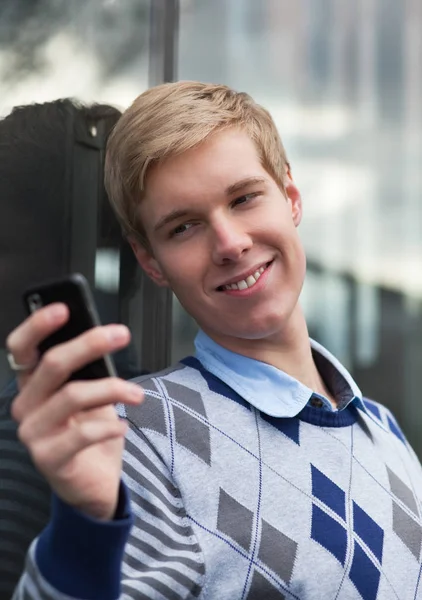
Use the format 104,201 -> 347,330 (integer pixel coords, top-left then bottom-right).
9,82 -> 422,600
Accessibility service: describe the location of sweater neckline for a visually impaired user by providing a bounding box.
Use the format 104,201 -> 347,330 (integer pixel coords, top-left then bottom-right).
181,356 -> 359,428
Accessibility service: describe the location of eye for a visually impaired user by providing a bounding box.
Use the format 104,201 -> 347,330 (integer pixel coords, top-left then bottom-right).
170,222 -> 195,237
231,192 -> 260,207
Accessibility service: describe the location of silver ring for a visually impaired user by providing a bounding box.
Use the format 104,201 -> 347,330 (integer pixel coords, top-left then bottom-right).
7,352 -> 37,373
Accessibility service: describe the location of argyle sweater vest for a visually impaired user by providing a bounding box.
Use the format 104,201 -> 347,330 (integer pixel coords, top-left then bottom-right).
15,358 -> 422,600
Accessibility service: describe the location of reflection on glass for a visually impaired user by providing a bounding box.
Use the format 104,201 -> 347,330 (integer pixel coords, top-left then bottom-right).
0,0 -> 151,389
0,0 -> 150,114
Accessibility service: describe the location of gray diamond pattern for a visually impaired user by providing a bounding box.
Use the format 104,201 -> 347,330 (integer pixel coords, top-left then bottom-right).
173,405 -> 211,465
164,380 -> 208,417
258,519 -> 297,583
387,467 -> 419,516
393,501 -> 422,559
247,570 -> 286,600
217,488 -> 254,552
126,394 -> 167,436
138,378 -> 159,393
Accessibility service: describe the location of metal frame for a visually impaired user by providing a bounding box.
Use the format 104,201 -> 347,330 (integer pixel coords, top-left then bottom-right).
138,0 -> 180,373
149,0 -> 180,87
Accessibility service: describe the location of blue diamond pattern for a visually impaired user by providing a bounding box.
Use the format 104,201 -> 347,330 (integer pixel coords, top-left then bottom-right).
387,414 -> 406,445
363,399 -> 381,421
311,504 -> 347,565
349,541 -> 381,600
261,414 -> 300,445
353,502 -> 384,563
182,356 -> 250,411
311,465 -> 346,520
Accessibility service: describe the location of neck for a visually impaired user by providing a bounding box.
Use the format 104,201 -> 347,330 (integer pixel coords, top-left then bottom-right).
205,305 -> 337,407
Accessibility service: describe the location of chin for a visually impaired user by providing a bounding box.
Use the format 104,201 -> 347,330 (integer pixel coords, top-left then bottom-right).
220,313 -> 290,342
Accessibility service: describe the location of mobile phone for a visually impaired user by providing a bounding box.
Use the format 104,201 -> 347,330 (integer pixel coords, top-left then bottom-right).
23,273 -> 117,381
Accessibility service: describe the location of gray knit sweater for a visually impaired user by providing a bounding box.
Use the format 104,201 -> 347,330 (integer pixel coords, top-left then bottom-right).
13,357 -> 422,600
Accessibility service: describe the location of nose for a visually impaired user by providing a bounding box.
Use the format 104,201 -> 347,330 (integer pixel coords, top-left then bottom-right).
210,216 -> 252,264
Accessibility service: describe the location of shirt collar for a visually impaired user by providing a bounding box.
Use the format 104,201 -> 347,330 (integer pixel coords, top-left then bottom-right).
194,330 -> 366,418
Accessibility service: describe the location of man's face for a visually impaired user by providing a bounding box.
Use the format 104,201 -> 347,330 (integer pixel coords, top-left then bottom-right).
132,128 -> 306,347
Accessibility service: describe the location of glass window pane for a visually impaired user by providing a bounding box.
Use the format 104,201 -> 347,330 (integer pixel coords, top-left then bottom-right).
176,0 -> 422,455
0,0 -> 151,389
0,0 -> 149,114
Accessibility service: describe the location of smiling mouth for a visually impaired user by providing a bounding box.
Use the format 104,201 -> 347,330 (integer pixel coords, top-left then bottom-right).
217,261 -> 272,292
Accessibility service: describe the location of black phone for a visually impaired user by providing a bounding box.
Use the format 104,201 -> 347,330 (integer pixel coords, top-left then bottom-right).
23,273 -> 117,381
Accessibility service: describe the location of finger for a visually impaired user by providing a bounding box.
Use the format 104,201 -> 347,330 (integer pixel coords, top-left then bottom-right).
18,378 -> 143,442
29,419 -> 128,476
11,324 -> 131,422
6,303 -> 69,387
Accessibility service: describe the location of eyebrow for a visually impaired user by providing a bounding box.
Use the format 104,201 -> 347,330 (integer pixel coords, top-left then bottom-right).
225,176 -> 267,196
153,176 -> 267,233
153,209 -> 190,233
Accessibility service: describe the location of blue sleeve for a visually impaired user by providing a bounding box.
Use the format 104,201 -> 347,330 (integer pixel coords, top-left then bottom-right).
35,482 -> 133,600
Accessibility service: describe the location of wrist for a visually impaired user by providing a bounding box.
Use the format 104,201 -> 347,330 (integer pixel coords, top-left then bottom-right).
36,481 -> 132,599
64,483 -> 124,522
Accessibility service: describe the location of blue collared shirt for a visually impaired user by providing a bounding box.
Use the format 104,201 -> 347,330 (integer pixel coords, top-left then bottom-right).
194,330 -> 368,418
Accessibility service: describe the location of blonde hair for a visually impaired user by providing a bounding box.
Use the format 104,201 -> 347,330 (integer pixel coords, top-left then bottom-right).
105,81 -> 289,247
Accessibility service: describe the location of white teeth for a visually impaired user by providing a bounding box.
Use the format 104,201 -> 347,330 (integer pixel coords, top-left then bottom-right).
221,263 -> 269,291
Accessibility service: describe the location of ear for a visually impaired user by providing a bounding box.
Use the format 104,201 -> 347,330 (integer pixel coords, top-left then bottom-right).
285,166 -> 302,227
129,239 -> 170,287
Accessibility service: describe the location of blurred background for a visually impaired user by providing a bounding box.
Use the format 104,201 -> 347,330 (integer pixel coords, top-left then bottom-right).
0,0 -> 421,455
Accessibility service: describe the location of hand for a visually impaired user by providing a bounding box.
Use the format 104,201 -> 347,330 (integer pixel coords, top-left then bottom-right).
7,303 -> 144,521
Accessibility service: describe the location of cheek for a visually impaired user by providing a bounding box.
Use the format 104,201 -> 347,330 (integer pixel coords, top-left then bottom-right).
157,245 -> 206,295
262,217 -> 299,252
270,220 -> 305,278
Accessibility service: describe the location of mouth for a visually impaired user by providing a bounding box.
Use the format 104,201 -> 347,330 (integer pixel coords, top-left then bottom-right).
216,261 -> 273,292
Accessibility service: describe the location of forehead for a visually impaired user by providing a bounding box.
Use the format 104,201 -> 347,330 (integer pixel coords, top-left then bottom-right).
144,128 -> 267,209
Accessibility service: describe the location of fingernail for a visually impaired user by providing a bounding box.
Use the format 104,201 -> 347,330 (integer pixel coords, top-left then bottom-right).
49,304 -> 68,320
107,325 -> 129,343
